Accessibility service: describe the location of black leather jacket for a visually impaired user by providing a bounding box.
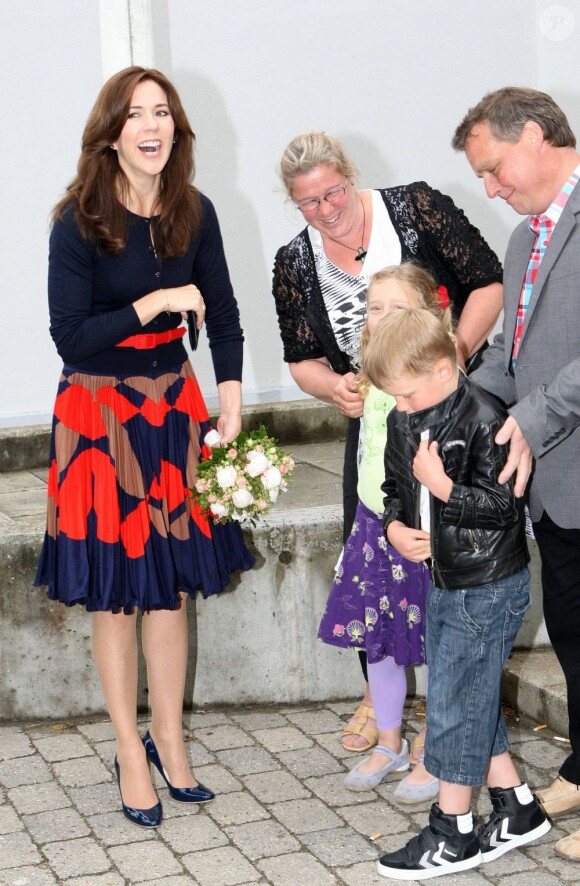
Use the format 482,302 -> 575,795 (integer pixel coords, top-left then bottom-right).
382,374 -> 529,589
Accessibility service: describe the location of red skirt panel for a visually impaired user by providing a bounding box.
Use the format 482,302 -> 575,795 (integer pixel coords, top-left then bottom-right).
35,362 -> 255,612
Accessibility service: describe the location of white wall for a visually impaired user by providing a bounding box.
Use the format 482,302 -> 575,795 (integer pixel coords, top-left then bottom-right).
2,1 -> 103,425
2,0 -> 580,425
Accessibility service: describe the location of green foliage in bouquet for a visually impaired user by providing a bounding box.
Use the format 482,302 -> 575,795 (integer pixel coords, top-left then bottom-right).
191,425 -> 295,524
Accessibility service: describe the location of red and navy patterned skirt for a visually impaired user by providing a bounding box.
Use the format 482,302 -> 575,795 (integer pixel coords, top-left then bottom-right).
34,362 -> 255,613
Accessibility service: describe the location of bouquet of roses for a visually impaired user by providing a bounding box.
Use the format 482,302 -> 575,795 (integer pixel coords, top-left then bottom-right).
192,425 -> 295,524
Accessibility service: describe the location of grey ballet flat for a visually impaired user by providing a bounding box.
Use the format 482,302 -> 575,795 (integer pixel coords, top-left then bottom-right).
393,773 -> 440,804
344,740 -> 410,791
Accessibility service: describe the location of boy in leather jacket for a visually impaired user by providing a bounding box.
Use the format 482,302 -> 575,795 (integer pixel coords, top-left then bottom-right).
363,306 -> 549,880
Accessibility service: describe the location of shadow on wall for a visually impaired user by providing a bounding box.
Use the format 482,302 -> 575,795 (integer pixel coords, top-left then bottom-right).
349,129 -> 515,271
341,132 -> 396,192
174,68 -> 287,402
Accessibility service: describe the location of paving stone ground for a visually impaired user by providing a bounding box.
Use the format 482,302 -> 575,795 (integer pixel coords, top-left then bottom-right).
0,699 -> 578,885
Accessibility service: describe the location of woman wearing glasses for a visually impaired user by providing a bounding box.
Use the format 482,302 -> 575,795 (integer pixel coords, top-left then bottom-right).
272,131 -> 503,763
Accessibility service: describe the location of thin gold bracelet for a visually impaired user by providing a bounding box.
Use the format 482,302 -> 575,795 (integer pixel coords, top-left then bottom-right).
162,289 -> 171,315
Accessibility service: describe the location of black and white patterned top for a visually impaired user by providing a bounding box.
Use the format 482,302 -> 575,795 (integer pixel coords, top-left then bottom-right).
309,190 -> 402,366
310,239 -> 367,364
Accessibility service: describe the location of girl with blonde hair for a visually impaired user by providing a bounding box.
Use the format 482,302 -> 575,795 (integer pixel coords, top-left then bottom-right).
319,263 -> 451,801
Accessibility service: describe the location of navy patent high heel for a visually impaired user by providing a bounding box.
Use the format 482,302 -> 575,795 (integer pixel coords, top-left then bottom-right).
114,757 -> 162,828
142,731 -> 215,803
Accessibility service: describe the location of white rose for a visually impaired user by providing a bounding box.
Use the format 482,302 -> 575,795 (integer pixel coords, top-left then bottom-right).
262,466 -> 282,490
216,465 -> 238,489
204,429 -> 223,447
232,488 -> 254,509
245,451 -> 270,476
210,502 -> 228,518
269,487 -> 280,503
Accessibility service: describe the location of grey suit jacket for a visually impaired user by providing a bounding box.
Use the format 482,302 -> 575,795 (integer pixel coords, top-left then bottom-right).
472,182 -> 580,527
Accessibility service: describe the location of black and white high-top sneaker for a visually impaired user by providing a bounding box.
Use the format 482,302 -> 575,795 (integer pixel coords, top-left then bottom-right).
377,803 -> 482,880
479,784 -> 551,863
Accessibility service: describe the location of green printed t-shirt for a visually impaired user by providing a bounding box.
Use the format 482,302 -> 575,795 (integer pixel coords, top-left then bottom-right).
358,384 -> 396,515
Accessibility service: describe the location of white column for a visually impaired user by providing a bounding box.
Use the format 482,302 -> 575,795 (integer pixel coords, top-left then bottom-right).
128,0 -> 155,67
99,0 -> 131,79
99,0 -> 154,81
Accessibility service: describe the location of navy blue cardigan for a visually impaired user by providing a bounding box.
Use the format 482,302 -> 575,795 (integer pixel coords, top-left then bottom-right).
48,194 -> 243,382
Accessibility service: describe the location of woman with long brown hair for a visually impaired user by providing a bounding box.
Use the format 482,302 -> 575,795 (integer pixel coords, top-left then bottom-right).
35,67 -> 254,828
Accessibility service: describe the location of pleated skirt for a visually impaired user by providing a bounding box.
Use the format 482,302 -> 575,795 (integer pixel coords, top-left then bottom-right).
34,361 -> 255,613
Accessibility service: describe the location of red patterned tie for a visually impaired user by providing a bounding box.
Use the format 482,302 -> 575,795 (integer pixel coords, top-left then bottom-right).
511,214 -> 554,368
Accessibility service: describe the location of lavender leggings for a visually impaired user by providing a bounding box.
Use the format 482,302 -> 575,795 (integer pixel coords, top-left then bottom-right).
367,656 -> 408,730
368,657 -> 428,731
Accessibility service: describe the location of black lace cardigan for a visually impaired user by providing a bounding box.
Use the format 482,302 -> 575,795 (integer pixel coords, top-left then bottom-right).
272,182 -> 503,375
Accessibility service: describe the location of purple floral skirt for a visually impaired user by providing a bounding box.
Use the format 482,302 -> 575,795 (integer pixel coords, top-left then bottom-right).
318,499 -> 429,667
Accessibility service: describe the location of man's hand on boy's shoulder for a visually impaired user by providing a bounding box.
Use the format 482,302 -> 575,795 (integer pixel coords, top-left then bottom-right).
413,439 -> 453,502
495,416 -> 533,495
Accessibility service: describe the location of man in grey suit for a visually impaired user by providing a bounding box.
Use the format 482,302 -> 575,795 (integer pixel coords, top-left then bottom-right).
453,87 -> 580,862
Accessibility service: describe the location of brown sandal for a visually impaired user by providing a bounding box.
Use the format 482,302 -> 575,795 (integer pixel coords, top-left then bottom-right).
410,733 -> 425,767
341,704 -> 378,752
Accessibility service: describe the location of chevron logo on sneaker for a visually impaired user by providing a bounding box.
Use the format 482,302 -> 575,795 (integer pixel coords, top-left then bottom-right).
377,805 -> 482,880
488,816 -> 517,847
419,849 -> 435,869
480,785 -> 552,864
419,842 -> 449,868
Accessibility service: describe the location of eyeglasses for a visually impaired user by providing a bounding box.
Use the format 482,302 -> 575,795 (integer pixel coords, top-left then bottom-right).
294,183 -> 349,214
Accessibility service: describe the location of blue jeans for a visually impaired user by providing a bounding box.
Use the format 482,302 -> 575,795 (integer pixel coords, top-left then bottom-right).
423,568 -> 530,786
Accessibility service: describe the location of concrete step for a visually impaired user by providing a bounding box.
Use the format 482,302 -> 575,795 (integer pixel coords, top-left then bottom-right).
502,647 -> 568,739
0,400 -> 348,473
1,422 -> 364,720
0,402 -> 564,741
